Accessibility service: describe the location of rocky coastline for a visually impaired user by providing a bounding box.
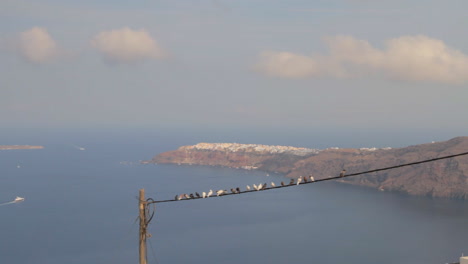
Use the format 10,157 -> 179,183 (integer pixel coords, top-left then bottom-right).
147,137 -> 468,199
0,145 -> 44,150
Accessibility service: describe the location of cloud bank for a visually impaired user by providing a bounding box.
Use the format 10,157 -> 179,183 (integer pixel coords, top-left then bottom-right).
17,27 -> 59,63
255,35 -> 468,84
91,27 -> 166,63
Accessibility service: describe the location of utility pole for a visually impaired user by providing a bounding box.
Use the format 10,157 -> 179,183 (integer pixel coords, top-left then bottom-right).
139,189 -> 147,264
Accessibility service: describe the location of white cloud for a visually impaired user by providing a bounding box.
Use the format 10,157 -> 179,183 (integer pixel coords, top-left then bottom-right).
91,27 -> 166,63
17,27 -> 59,63
255,51 -> 321,78
255,35 -> 468,84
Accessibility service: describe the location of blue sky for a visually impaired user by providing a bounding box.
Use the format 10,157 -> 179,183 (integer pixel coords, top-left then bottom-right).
1,0 -> 467,141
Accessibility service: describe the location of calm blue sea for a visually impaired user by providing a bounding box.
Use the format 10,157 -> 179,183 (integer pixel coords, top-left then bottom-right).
1,129 -> 467,264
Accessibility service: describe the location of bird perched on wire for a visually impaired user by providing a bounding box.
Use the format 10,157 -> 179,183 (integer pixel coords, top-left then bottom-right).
236,187 -> 241,193
202,192 -> 207,198
340,169 -> 346,177
297,177 -> 302,185
207,190 -> 213,197
175,195 -> 181,201
246,185 -> 251,191
303,176 -> 309,183
309,175 -> 315,182
281,181 -> 285,186
261,183 -> 267,190
271,182 -> 276,187
195,192 -> 201,198
230,188 -> 236,194
216,190 -> 226,196
184,194 -> 190,199
289,179 -> 295,185
189,193 -> 195,199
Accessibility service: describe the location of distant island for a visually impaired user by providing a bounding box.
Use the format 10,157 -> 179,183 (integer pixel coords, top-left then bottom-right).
0,145 -> 44,150
146,137 -> 468,199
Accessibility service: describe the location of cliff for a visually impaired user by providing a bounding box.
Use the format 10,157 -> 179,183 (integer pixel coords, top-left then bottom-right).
0,145 -> 44,150
147,137 -> 468,199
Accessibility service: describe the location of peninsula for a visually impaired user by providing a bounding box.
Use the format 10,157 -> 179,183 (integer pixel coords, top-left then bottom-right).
0,145 -> 44,150
147,137 -> 468,199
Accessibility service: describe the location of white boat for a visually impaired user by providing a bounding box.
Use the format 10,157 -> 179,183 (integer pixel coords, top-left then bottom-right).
13,197 -> 25,203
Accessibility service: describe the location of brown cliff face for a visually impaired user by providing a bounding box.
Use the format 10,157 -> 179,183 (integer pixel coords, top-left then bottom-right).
148,137 -> 468,199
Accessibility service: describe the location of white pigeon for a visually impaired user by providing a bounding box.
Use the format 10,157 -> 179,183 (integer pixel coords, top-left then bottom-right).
297,177 -> 302,185
216,190 -> 225,196
202,192 -> 206,198
207,190 -> 213,197
271,182 -> 276,187
246,185 -> 251,191
253,184 -> 258,190
309,176 -> 315,182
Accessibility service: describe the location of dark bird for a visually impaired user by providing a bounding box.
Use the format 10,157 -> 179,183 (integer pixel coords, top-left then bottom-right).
195,192 -> 201,198
236,187 -> 241,193
262,183 -> 267,190
289,179 -> 295,185
303,176 -> 309,183
281,181 -> 285,186
340,169 -> 346,177
189,193 -> 195,199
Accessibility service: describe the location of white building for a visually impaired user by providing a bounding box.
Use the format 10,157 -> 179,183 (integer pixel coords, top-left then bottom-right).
461,256 -> 468,264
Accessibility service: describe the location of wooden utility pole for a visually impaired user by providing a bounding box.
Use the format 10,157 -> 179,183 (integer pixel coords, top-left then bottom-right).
139,189 -> 147,264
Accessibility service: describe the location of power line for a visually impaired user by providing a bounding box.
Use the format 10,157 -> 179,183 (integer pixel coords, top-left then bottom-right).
148,151 -> 468,204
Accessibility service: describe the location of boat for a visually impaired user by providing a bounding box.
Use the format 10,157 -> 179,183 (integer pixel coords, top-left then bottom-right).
14,197 -> 25,203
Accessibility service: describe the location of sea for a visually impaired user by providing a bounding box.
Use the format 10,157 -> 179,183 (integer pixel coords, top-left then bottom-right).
1,128 -> 467,264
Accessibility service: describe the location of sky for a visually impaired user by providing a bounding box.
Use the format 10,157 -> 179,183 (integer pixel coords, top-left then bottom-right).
1,0 -> 467,142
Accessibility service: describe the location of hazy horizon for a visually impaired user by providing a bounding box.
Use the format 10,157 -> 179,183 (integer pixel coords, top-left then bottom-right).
1,0 -> 468,137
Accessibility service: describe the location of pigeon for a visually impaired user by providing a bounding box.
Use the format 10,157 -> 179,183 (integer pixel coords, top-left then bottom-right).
175,195 -> 180,201
253,184 -> 258,190
207,190 -> 213,197
246,185 -> 251,191
289,179 -> 295,185
189,193 -> 195,199
195,192 -> 201,198
297,177 -> 302,185
184,194 -> 190,199
202,192 -> 207,198
231,188 -> 236,194
236,187 -> 241,193
309,176 -> 315,182
281,181 -> 285,186
303,176 -> 309,183
340,169 -> 346,177
216,190 -> 225,196
271,182 -> 276,187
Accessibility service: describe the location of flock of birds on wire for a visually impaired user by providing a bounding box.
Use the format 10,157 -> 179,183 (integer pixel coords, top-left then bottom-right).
174,170 -> 346,201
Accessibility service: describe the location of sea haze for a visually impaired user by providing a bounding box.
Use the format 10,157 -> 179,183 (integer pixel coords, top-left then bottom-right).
1,130 -> 467,264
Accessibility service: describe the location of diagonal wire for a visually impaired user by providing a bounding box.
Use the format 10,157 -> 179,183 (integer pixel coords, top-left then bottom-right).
148,151 -> 468,204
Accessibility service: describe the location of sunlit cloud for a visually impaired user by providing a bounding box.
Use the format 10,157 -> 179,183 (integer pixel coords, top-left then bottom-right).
91,27 -> 166,64
255,35 -> 468,84
17,27 -> 59,63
